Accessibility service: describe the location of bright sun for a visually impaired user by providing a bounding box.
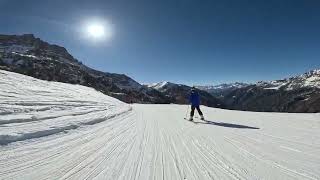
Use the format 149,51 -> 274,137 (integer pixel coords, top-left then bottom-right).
87,24 -> 105,38
85,20 -> 113,41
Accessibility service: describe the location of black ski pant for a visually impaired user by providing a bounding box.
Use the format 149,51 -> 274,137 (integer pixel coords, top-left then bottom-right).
190,105 -> 203,117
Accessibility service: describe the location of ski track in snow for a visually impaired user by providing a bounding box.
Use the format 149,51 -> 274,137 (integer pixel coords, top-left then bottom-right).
1,70 -> 320,180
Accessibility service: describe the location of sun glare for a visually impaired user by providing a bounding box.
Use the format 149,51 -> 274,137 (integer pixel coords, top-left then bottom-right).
87,24 -> 105,38
84,20 -> 113,41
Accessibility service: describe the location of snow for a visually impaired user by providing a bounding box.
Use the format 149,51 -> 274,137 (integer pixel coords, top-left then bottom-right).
264,87 -> 280,90
0,70 -> 131,145
303,76 -> 320,88
148,81 -> 169,90
11,52 -> 38,59
1,70 -> 320,179
197,83 -> 250,91
148,81 -> 178,91
258,69 -> 320,91
263,81 -> 287,90
1,44 -> 34,54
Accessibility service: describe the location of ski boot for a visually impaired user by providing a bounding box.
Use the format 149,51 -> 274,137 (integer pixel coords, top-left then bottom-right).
200,115 -> 205,120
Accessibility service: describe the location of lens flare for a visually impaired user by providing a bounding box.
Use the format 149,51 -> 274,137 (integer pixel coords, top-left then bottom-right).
84,20 -> 113,41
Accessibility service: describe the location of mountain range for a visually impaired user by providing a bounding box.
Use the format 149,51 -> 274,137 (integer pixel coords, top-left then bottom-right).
0,34 -> 171,104
221,70 -> 320,112
196,82 -> 250,97
0,34 -> 319,112
148,81 -> 225,108
0,34 -> 221,107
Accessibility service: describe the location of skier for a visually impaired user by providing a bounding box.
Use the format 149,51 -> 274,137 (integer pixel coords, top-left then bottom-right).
189,87 -> 204,121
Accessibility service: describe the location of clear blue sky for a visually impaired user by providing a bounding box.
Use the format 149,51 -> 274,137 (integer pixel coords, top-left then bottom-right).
0,0 -> 319,85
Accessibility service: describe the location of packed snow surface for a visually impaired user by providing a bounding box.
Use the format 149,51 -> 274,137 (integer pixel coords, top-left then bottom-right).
1,70 -> 320,180
0,70 -> 131,145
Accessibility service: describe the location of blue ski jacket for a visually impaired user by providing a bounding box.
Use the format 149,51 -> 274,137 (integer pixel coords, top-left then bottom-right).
189,91 -> 200,106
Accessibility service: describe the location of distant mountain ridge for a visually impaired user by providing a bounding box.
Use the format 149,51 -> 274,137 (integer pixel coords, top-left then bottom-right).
222,69 -> 320,112
148,81 -> 225,108
256,69 -> 320,90
196,82 -> 250,97
196,70 -> 320,112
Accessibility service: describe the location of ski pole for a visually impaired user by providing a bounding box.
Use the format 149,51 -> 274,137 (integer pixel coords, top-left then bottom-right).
185,105 -> 189,119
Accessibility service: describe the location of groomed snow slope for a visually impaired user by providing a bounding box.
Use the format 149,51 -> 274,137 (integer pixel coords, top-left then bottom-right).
1,70 -> 320,180
0,70 -> 131,145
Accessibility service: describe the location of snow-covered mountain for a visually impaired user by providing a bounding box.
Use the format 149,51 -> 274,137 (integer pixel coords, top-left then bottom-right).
198,69 -> 320,96
194,70 -> 320,112
197,82 -> 249,91
223,69 -> 320,113
256,69 -> 320,90
196,82 -> 250,97
147,81 -> 177,91
0,34 -> 170,104
1,69 -> 320,179
148,81 -> 225,108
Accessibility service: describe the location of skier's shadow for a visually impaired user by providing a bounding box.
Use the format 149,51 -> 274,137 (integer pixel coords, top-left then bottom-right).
192,120 -> 259,129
